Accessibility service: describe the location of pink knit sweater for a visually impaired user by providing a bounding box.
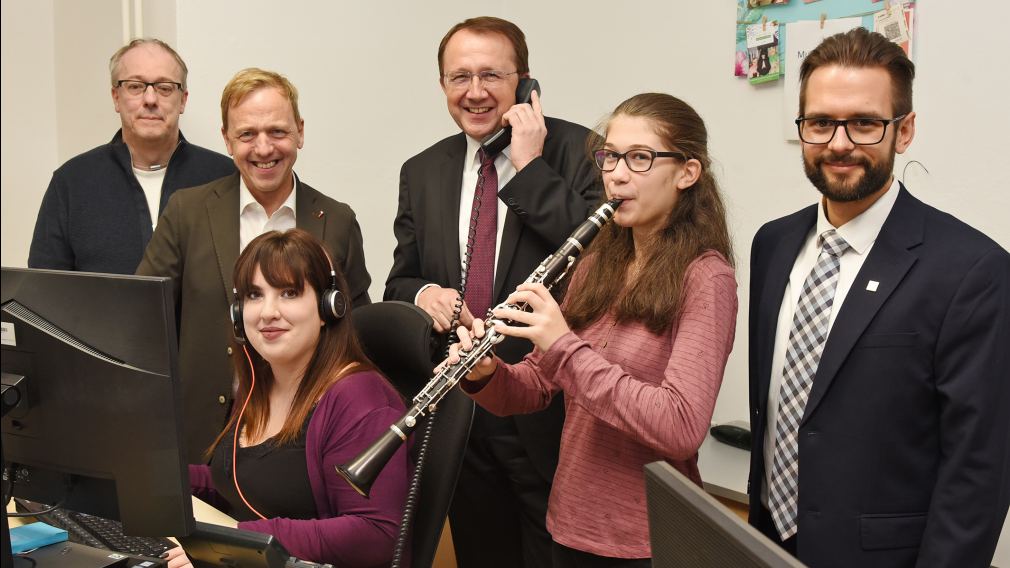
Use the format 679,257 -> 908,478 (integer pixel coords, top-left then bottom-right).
463,251 -> 737,558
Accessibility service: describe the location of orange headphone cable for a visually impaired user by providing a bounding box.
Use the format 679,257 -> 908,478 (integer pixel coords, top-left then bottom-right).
232,344 -> 269,520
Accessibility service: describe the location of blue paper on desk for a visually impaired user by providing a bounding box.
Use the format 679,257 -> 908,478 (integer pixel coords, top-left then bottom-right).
9,521 -> 68,553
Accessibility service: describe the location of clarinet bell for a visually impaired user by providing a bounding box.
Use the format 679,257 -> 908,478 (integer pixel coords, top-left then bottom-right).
337,422 -> 411,497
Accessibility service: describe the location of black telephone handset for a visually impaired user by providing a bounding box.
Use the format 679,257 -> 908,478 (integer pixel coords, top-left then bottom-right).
480,78 -> 541,156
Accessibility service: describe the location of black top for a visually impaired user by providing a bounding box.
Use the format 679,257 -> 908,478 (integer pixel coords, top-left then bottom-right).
210,408 -> 318,522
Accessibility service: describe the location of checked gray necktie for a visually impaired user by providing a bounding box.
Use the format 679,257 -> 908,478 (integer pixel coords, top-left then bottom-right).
768,228 -> 850,540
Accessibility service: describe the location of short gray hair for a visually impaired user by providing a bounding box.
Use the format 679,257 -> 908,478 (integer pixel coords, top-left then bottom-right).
109,38 -> 188,90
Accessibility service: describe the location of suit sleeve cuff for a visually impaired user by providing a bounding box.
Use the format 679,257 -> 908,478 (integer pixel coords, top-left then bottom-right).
414,283 -> 439,305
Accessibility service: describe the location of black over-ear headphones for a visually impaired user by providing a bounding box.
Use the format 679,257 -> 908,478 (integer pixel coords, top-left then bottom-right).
230,253 -> 347,344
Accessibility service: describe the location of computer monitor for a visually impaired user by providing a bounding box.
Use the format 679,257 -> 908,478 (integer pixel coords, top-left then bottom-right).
1,267 -> 193,551
644,461 -> 806,568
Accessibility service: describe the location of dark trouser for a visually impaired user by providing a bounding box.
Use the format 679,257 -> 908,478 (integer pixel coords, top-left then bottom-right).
448,409 -> 553,568
551,541 -> 651,568
751,504 -> 798,557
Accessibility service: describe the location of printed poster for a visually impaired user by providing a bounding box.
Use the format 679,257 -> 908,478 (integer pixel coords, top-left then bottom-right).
747,22 -> 782,84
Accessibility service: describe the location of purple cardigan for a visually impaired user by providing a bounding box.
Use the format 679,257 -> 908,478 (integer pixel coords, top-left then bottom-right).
189,370 -> 410,567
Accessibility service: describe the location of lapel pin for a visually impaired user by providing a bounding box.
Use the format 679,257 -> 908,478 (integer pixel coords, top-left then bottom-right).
315,210 -> 325,219
866,280 -> 879,292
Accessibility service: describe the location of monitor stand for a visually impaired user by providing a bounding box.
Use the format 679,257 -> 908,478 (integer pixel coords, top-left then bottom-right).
3,372 -> 26,568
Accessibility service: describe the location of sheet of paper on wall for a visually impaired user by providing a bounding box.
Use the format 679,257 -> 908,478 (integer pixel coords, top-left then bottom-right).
781,17 -> 862,140
874,2 -> 915,57
747,22 -> 783,85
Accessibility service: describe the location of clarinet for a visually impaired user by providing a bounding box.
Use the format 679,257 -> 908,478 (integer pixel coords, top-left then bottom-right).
337,198 -> 622,496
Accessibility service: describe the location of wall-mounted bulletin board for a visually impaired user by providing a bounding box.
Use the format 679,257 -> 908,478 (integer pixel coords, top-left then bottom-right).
735,0 -> 917,139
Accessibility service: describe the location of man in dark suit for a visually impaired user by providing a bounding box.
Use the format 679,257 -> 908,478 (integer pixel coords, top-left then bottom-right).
748,28 -> 1010,567
385,16 -> 601,567
138,68 -> 371,463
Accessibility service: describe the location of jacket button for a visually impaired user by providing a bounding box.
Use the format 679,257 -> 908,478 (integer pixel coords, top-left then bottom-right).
227,346 -> 234,355
218,395 -> 227,404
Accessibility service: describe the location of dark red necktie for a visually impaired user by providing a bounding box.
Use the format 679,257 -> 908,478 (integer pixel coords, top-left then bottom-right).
463,149 -> 498,320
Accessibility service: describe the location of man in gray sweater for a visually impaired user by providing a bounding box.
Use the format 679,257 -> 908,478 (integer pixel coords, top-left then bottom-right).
28,38 -> 233,274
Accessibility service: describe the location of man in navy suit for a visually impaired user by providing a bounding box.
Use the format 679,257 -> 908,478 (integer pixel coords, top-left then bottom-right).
748,28 -> 1009,567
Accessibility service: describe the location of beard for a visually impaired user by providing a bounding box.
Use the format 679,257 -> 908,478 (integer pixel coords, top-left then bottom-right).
803,142 -> 895,203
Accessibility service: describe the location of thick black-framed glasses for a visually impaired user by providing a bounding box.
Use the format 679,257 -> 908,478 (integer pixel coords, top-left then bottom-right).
593,148 -> 687,173
795,114 -> 907,145
116,80 -> 183,97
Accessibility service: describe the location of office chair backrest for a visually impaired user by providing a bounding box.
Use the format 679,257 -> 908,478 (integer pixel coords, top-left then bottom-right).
351,301 -> 474,568
352,300 -> 438,397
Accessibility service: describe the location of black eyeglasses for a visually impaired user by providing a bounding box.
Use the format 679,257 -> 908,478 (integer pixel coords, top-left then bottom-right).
593,148 -> 686,173
795,114 -> 907,145
116,80 -> 183,97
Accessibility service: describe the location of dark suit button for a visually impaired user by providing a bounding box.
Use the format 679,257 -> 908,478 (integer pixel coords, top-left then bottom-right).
506,198 -> 517,206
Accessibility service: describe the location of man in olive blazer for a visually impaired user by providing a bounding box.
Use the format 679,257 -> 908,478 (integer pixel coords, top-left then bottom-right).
137,173 -> 370,463
137,68 -> 371,463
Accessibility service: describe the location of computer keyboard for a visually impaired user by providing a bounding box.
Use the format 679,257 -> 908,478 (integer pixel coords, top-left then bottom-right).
15,499 -> 175,559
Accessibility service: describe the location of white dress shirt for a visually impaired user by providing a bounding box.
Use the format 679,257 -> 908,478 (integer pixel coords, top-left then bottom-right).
762,178 -> 901,506
239,173 -> 297,252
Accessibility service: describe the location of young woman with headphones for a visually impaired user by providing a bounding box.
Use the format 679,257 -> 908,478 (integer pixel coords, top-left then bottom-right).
164,228 -> 409,568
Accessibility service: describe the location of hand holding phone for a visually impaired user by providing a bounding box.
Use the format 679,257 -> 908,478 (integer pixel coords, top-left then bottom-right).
481,78 -> 543,163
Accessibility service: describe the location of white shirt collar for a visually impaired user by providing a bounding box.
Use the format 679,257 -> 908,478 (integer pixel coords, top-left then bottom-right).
239,172 -> 298,215
816,177 -> 900,255
464,134 -> 512,170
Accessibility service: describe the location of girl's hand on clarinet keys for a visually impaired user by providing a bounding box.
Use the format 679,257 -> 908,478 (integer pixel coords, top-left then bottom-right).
491,283 -> 569,353
445,318 -> 498,381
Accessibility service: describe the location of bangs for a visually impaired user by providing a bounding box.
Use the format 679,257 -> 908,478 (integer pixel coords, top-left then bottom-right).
235,236 -> 311,296
257,245 -> 308,292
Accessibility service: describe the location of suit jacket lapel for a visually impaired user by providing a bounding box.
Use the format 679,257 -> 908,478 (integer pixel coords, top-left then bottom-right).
207,173 -> 242,305
492,127 -> 556,301
494,210 -> 522,302
296,179 -> 326,241
443,137 -> 465,290
802,186 -> 923,423
757,207 -> 817,414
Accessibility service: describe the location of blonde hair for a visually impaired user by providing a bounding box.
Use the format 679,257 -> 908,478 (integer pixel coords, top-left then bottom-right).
220,68 -> 300,130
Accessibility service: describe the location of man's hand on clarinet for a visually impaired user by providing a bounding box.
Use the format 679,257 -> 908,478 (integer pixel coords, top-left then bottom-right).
417,285 -> 475,333
446,318 -> 499,381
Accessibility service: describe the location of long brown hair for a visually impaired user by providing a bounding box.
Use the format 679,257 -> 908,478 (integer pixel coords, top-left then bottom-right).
565,93 -> 733,334
207,229 -> 374,455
